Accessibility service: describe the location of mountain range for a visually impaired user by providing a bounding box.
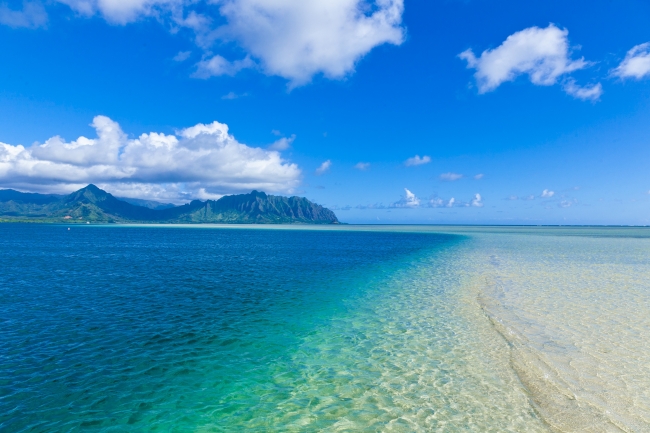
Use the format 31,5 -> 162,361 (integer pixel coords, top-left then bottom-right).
0,185 -> 339,224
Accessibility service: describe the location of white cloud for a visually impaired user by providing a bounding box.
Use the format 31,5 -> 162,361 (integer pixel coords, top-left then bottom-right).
268,134 -> 295,151
612,42 -> 650,80
541,189 -> 555,198
559,199 -> 577,208
474,173 -> 484,180
428,196 -> 454,208
0,115 -> 301,202
508,195 -> 518,200
57,0 -> 181,24
439,172 -> 463,181
354,162 -> 370,170
315,159 -> 331,175
54,0 -> 94,16
459,24 -> 588,96
214,0 -> 405,87
391,188 -> 420,208
271,129 -> 282,136
429,194 -> 483,208
563,79 -> 602,101
56,0 -> 404,86
0,1 -> 48,28
193,55 -> 255,78
404,155 -> 431,166
173,50 -> 192,62
428,197 -> 444,207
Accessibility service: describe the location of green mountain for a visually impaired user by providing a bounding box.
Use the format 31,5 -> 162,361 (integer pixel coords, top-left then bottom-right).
0,185 -> 339,224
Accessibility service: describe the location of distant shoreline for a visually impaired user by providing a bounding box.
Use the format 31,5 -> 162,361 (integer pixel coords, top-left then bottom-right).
3,221 -> 650,230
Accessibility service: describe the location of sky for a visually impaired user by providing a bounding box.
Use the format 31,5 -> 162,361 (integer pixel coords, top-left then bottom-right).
1,0 -> 649,224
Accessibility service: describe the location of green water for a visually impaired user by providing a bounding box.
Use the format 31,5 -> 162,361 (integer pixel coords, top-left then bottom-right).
1,224 -> 649,431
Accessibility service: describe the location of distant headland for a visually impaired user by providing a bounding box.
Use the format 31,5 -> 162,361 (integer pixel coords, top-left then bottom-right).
0,185 -> 339,224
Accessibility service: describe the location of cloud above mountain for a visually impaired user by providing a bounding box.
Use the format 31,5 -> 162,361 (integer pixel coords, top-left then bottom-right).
0,116 -> 301,202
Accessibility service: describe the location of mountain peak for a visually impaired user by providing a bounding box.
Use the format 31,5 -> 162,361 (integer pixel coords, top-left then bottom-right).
65,184 -> 112,204
82,184 -> 101,192
249,190 -> 267,198
1,185 -> 339,224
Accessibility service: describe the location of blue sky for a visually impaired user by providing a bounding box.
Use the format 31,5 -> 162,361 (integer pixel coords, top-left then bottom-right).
1,0 -> 649,224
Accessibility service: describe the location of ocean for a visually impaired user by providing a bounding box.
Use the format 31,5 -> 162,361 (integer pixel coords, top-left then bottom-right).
1,224 -> 648,432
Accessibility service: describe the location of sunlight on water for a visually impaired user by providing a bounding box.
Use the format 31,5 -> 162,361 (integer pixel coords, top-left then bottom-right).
1,224 -> 649,432
194,240 -> 547,431
467,231 -> 650,432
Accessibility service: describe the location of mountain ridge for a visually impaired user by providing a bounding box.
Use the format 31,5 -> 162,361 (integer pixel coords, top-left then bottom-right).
0,185 -> 339,224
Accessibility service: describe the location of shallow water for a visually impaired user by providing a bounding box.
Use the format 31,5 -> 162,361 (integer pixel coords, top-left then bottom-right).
1,224 -> 648,431
466,231 -> 650,432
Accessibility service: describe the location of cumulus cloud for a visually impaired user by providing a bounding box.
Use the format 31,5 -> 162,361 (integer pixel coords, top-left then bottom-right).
13,0 -> 406,86
563,79 -> 602,101
0,1 -> 48,28
474,173 -> 484,180
391,188 -> 420,208
404,155 -> 431,166
0,115 -> 301,202
459,24 -> 589,97
213,0 -> 405,86
315,160 -> 331,175
354,162 -> 370,170
471,193 -> 483,207
439,172 -> 463,181
612,42 -> 650,80
268,134 -> 295,151
541,189 -> 555,198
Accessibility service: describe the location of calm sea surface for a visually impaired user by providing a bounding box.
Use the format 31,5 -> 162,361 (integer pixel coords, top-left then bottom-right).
1,224 -> 649,432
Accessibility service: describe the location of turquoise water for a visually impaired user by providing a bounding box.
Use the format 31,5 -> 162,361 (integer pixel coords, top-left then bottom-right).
1,225 -> 649,432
